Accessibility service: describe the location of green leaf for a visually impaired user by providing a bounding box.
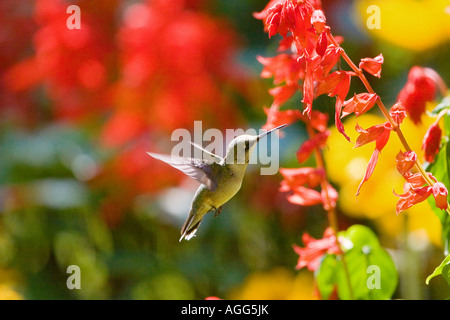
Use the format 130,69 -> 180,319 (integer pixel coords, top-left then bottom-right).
316,225 -> 398,300
316,254 -> 338,300
426,254 -> 450,285
443,263 -> 450,286
343,224 -> 380,249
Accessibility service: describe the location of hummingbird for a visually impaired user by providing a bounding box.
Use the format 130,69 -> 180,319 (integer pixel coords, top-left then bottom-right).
148,124 -> 286,241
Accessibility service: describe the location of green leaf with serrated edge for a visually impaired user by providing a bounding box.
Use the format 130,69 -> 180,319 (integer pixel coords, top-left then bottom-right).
430,96 -> 450,116
315,254 -> 338,300
426,254 -> 450,285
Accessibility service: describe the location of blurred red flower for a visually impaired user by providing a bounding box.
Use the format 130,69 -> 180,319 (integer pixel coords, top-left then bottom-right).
422,121 -> 442,163
5,0 -> 116,121
293,227 -> 340,271
397,66 -> 440,124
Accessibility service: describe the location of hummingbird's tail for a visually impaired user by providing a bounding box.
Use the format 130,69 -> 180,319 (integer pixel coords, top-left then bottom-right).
179,207 -> 207,242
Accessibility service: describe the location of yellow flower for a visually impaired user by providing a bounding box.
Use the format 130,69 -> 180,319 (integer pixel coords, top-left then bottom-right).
228,267 -> 316,300
354,0 -> 450,51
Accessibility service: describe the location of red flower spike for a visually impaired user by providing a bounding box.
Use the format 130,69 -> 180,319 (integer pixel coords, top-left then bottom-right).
311,9 -> 326,34
389,102 -> 407,126
432,182 -> 448,210
422,121 -> 442,163
263,107 -> 301,130
396,150 -> 417,176
359,53 -> 384,78
342,93 -> 378,118
293,228 -> 340,271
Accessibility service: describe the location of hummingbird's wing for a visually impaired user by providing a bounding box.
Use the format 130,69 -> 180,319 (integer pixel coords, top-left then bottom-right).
147,153 -> 219,191
189,141 -> 224,163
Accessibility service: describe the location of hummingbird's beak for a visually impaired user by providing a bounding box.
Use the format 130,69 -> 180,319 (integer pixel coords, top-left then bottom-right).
257,124 -> 287,141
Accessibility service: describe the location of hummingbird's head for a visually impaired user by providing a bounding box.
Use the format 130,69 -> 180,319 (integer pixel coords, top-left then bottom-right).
225,124 -> 286,165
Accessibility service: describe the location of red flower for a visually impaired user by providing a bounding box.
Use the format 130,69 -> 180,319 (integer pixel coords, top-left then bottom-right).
280,167 -> 325,189
422,121 -> 442,163
359,54 -> 384,78
341,93 -> 378,118
397,66 -> 438,124
269,83 -> 299,109
432,182 -> 448,210
316,71 -> 352,141
293,228 -> 340,271
262,107 -> 301,131
283,185 -> 324,207
354,122 -> 392,196
394,187 -> 432,215
394,156 -> 448,213
308,110 -> 329,133
395,150 -> 417,177
389,102 -> 407,126
296,130 -> 330,163
257,54 -> 304,86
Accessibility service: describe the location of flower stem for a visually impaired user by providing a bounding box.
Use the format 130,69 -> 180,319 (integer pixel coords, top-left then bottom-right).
305,123 -> 354,300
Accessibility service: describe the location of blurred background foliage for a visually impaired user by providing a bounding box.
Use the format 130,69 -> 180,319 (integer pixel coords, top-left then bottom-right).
0,0 -> 449,300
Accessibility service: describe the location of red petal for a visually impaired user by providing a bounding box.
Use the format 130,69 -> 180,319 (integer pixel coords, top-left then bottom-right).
268,83 -> 299,108
356,149 -> 380,196
354,123 -> 385,148
286,186 -> 324,206
395,150 -> 417,176
263,107 -> 302,130
335,98 -> 351,141
279,167 -> 325,188
394,187 -> 432,215
296,130 -> 330,163
316,32 -> 328,56
342,93 -> 378,118
309,110 -> 329,133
